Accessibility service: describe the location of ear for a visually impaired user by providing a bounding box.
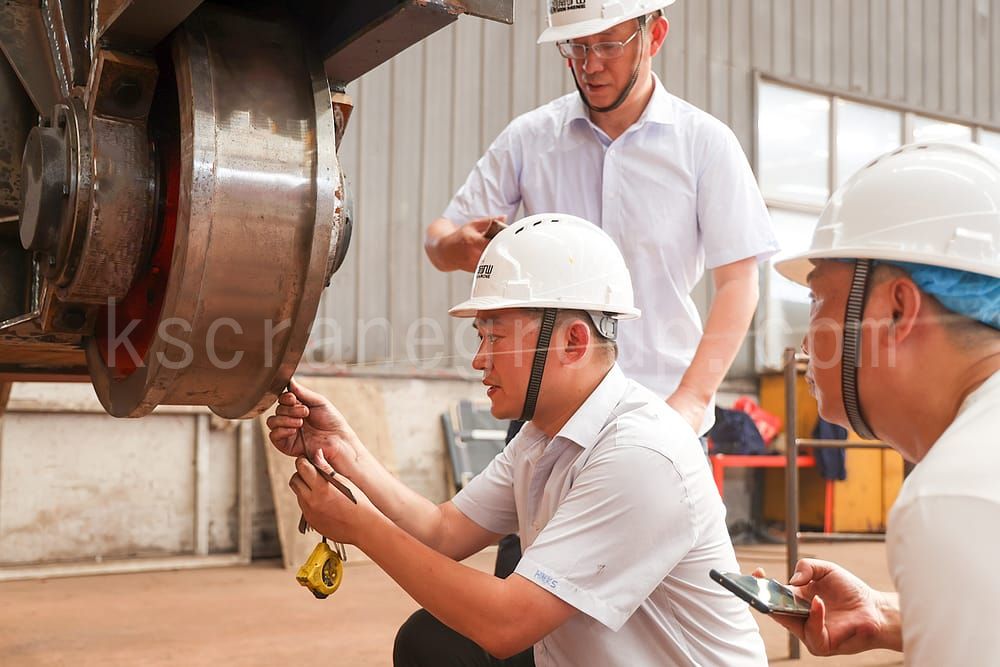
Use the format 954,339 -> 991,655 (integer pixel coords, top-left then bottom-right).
558,319 -> 592,366
648,17 -> 669,57
869,276 -> 923,351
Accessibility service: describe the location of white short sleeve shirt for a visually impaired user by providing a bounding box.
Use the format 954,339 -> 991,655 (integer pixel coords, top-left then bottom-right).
887,370 -> 1000,666
443,77 -> 780,434
452,365 -> 767,666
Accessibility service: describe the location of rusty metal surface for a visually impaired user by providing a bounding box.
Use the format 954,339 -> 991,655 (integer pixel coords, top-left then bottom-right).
0,0 -> 70,116
88,4 -> 343,418
0,55 -> 34,223
321,2 -> 456,86
96,0 -> 203,50
445,0 -> 514,24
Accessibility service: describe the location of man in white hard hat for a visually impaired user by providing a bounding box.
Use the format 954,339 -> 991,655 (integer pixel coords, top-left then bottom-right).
425,0 -> 778,438
269,214 -> 768,666
754,142 -> 1000,664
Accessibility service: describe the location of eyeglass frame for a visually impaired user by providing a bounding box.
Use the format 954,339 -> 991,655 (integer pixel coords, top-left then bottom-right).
556,18 -> 649,61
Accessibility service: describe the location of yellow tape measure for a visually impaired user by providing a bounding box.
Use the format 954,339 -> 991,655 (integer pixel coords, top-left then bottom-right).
296,539 -> 345,599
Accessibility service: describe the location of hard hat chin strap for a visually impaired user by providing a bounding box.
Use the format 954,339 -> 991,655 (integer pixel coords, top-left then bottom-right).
520,308 -> 558,422
571,18 -> 647,114
841,259 -> 877,440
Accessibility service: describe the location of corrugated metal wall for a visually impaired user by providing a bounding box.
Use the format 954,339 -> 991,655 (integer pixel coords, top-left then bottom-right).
312,0 -> 1000,377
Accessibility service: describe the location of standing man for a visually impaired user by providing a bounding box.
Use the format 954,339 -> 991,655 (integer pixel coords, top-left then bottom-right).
270,215 -> 768,666
758,142 -> 1000,663
425,0 -> 778,436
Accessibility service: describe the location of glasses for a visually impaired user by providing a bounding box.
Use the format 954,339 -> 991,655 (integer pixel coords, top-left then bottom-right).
557,23 -> 644,61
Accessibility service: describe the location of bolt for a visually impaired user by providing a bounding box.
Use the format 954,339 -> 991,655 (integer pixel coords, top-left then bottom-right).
112,77 -> 142,109
61,308 -> 87,330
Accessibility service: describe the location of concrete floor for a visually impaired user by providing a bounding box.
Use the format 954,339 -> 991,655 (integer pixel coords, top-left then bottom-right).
0,542 -> 902,666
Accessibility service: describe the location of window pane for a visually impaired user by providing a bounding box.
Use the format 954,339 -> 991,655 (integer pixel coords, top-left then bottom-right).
757,208 -> 817,371
758,83 -> 830,206
836,100 -> 901,187
979,129 -> 1000,152
767,209 -> 815,304
912,115 -> 973,143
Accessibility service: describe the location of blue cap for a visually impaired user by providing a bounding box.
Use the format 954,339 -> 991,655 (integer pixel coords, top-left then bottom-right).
884,261 -> 999,330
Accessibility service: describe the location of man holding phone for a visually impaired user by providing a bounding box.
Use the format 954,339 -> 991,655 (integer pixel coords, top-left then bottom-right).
757,142 -> 1000,663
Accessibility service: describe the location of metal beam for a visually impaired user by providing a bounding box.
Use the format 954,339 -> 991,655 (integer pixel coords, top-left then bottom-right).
97,0 -> 204,51
0,1 -> 69,116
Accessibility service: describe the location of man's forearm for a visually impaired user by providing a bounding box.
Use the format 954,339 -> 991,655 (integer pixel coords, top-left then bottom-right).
676,263 -> 759,403
425,217 -> 459,271
351,458 -> 447,549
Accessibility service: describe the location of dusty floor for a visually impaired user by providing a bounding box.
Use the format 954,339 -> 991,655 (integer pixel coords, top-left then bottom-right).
0,542 -> 901,666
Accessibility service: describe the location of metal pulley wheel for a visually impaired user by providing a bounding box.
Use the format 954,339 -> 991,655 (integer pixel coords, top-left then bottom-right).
87,6 -> 351,418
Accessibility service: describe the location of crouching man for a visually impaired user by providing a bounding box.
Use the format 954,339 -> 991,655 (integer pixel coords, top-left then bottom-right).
267,214 -> 767,666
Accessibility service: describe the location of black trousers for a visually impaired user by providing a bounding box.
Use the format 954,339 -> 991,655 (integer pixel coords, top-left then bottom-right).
392,421 -> 533,667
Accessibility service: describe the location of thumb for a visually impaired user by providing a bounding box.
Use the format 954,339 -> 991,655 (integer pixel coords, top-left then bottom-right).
312,448 -> 336,476
288,377 -> 327,408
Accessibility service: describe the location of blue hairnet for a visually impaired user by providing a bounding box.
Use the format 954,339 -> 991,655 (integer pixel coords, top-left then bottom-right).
883,261 -> 999,330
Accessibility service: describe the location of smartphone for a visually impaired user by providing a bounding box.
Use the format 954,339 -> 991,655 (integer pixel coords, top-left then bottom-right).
709,569 -> 811,617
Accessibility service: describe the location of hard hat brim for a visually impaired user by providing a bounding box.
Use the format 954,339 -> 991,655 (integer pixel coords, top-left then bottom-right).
449,295 -> 641,319
537,0 -> 675,43
774,247 -> 1000,286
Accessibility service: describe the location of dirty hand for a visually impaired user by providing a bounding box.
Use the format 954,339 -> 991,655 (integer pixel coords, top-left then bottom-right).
445,215 -> 506,273
289,457 -> 384,546
665,387 -> 707,433
752,560 -> 899,656
267,378 -> 369,480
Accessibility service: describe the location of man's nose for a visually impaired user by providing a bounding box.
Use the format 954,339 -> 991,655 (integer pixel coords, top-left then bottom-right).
472,341 -> 491,372
581,53 -> 602,74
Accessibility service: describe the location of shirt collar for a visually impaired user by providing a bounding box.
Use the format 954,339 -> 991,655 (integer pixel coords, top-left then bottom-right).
562,73 -> 676,132
549,364 -> 629,450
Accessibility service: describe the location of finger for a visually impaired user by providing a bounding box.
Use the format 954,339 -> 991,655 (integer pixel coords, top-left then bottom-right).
289,472 -> 308,496
751,567 -> 766,578
789,558 -> 831,585
269,428 -> 298,446
274,403 -> 309,418
803,595 -> 831,655
267,415 -> 304,430
278,391 -> 301,406
294,457 -> 319,489
312,448 -> 336,475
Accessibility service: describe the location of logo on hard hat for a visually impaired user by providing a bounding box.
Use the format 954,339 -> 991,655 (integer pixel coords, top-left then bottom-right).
476,264 -> 494,279
551,0 -> 587,13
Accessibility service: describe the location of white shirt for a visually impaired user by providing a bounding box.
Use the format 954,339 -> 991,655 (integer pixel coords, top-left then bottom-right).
887,369 -> 1000,666
452,365 -> 767,666
443,77 -> 779,434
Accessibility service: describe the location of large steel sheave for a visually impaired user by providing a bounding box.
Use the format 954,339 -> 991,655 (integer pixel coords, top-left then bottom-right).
8,5 -> 349,418
89,7 -> 345,418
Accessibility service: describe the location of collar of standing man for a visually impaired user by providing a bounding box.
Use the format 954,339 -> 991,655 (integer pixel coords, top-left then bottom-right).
561,73 -> 676,138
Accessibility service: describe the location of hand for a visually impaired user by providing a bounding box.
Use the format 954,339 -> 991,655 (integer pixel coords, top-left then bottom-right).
267,378 -> 369,480
289,457 -> 384,546
441,215 -> 506,272
753,560 -> 900,656
666,386 -> 707,433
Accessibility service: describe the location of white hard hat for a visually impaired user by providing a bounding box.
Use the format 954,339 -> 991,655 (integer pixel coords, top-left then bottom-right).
775,141 -> 1000,285
449,213 -> 641,321
538,0 -> 675,44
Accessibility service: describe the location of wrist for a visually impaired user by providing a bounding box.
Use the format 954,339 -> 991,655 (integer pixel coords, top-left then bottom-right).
673,382 -> 712,406
874,591 -> 903,651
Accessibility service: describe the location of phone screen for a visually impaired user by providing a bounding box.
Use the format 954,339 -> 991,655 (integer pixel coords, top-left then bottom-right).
710,570 -> 811,616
